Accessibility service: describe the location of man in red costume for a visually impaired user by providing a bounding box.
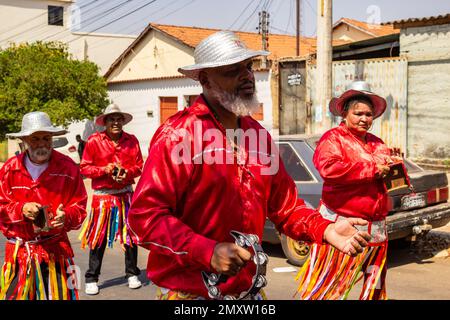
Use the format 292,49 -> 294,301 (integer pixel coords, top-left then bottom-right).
0,111 -> 87,300
128,31 -> 371,300
79,103 -> 144,295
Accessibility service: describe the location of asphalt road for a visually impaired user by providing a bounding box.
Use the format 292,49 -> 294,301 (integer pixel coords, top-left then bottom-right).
1,176 -> 450,300
1,226 -> 450,300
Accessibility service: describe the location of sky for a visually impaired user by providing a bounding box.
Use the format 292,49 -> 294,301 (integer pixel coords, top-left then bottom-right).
73,0 -> 450,37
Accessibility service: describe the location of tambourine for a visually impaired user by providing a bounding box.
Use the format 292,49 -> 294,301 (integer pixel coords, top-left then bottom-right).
201,230 -> 268,300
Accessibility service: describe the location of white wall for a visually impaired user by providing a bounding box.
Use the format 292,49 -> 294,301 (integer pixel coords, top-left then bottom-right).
0,0 -> 73,48
400,23 -> 450,159
105,71 -> 273,157
0,0 -> 137,74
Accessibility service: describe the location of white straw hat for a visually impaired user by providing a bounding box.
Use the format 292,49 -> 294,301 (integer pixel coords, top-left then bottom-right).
7,111 -> 67,138
178,31 -> 269,81
95,103 -> 133,126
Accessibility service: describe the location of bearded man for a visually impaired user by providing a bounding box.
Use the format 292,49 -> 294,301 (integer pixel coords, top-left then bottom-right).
127,31 -> 371,300
0,111 -> 87,300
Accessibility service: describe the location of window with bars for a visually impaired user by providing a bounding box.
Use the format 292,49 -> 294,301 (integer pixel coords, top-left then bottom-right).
48,6 -> 64,26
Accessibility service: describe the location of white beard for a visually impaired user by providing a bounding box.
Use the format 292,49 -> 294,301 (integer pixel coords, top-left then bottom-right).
24,142 -> 51,163
209,86 -> 261,117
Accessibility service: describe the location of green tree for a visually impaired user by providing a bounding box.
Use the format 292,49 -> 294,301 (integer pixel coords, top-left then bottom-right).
0,41 -> 109,139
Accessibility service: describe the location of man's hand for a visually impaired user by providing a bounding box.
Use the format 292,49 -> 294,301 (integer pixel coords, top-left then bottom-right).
22,202 -> 42,221
323,218 -> 371,256
104,163 -> 116,175
50,203 -> 65,229
211,242 -> 252,276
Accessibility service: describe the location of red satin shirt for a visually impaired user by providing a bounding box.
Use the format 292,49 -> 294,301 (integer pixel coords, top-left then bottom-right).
128,95 -> 332,297
80,131 -> 143,190
313,122 -> 391,221
0,151 -> 87,245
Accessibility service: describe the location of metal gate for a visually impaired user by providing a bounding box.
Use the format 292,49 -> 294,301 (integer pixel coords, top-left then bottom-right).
279,60 -> 307,135
307,57 -> 408,152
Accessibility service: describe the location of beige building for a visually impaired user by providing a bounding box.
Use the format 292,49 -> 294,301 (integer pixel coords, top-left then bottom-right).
103,23 -> 324,154
390,14 -> 450,161
333,17 -> 399,42
0,0 -> 136,74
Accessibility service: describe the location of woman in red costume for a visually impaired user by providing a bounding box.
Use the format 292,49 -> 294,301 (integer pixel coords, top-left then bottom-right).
296,81 -> 403,300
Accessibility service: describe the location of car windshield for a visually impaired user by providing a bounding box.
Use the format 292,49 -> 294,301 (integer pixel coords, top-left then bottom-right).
52,137 -> 68,148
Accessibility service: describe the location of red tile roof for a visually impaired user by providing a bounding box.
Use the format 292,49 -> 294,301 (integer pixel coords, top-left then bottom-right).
334,17 -> 399,37
383,13 -> 450,29
105,23 -> 347,78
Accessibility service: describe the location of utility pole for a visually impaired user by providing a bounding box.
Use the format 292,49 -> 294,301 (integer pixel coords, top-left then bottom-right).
316,0 -> 332,131
296,0 -> 300,56
258,10 -> 270,68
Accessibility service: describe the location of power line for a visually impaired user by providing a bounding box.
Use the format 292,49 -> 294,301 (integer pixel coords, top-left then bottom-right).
0,0 -> 127,44
40,0 -> 133,42
85,0 -> 198,54
229,0 -> 258,30
154,0 -> 197,23
271,0 -> 287,22
271,25 -> 294,35
285,0 -> 294,34
0,0 -> 99,37
0,0 -> 103,42
238,0 -> 263,31
66,0 -> 158,45
304,0 -> 317,15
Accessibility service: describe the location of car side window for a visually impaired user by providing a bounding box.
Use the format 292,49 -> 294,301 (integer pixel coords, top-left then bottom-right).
278,143 -> 314,182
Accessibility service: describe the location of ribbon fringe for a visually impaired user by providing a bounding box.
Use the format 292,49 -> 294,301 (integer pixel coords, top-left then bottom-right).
0,241 -> 79,300
79,194 -> 133,250
294,243 -> 388,300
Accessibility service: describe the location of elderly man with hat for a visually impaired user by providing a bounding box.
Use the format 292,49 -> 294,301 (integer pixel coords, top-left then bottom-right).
79,103 -> 143,295
0,111 -> 87,300
127,31 -> 371,300
295,81 -> 403,300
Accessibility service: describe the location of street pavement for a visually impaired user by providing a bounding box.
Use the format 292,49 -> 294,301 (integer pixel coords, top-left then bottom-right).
1,177 -> 450,300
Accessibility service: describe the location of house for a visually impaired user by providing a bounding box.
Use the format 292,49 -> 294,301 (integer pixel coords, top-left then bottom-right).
333,17 -> 399,42
388,14 -> 450,163
102,23 -> 350,156
302,14 -> 450,165
1,0 -> 138,154
0,0 -> 137,73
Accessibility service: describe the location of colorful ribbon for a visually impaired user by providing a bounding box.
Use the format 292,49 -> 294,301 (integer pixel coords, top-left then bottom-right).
79,193 -> 133,250
294,242 -> 388,300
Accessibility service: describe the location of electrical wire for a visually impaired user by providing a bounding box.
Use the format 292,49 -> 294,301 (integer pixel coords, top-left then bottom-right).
229,0 -> 258,30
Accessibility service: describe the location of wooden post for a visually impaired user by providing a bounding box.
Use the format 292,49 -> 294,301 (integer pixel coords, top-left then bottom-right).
316,0 -> 332,131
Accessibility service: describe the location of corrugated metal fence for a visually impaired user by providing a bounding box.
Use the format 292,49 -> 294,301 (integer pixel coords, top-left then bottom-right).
308,57 -> 408,152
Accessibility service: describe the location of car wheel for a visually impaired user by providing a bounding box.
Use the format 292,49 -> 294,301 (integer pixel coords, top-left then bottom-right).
280,234 -> 310,266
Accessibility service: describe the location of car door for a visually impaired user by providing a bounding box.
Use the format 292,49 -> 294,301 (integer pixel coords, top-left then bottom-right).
277,140 -> 323,208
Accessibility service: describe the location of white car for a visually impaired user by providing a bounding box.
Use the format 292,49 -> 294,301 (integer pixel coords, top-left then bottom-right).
52,136 -> 80,164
